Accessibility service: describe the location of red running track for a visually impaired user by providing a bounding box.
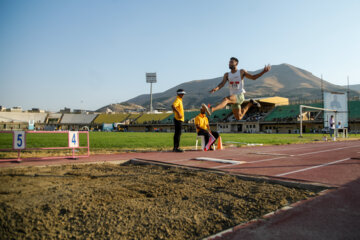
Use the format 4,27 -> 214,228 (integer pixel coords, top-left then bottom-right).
1,141 -> 359,186
129,140 -> 360,187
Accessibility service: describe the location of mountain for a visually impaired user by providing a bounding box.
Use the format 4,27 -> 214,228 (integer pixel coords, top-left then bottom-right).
96,102 -> 145,112
343,84 -> 360,92
122,64 -> 359,110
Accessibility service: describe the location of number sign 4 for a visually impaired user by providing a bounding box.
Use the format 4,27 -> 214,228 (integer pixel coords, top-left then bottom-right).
68,131 -> 79,148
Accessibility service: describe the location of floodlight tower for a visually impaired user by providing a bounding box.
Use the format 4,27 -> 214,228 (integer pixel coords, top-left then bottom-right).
321,74 -> 324,107
146,73 -> 157,112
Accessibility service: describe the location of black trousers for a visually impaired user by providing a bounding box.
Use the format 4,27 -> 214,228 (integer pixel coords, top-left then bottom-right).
173,118 -> 183,150
197,129 -> 219,146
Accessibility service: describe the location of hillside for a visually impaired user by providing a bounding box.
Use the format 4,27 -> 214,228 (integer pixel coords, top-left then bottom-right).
121,64 -> 359,110
344,84 -> 360,92
96,103 -> 145,113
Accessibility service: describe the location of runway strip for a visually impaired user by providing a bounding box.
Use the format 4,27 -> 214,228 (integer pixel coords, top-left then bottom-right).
275,158 -> 352,177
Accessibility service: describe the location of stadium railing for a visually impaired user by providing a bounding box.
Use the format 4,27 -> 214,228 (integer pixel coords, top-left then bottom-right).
0,130 -> 90,162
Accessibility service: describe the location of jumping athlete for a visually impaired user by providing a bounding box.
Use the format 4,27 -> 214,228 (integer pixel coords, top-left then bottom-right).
202,57 -> 271,120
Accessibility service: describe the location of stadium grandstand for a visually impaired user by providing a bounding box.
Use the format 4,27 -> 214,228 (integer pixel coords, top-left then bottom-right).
348,101 -> 360,133
264,103 -> 323,122
160,111 -> 199,125
0,112 -> 47,123
127,113 -> 141,123
0,98 -> 359,133
262,101 -> 360,133
44,113 -> 63,130
208,109 -> 232,123
349,101 -> 360,121
134,113 -> 173,124
160,113 -> 175,124
261,103 -> 323,133
46,113 -> 62,124
0,112 -> 47,130
59,114 -> 98,130
93,113 -> 131,124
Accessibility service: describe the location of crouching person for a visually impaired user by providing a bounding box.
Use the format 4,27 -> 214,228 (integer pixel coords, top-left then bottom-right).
195,106 -> 219,150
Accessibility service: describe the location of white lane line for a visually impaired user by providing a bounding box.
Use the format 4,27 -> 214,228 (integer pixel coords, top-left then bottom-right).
250,152 -> 295,157
246,145 -> 360,165
212,162 -> 245,169
255,144 -> 325,153
275,158 -> 351,177
296,145 -> 360,156
247,156 -> 287,164
259,141 -> 352,153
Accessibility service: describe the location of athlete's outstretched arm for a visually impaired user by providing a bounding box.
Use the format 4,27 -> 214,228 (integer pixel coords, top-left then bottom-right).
210,73 -> 228,93
242,65 -> 271,80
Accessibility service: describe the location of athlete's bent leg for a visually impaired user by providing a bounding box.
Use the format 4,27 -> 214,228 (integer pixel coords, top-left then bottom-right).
232,109 -> 242,120
212,96 -> 237,112
233,102 -> 252,120
240,102 -> 252,117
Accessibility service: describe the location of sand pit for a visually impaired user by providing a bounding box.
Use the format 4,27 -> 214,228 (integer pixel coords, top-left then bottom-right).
0,163 -> 317,239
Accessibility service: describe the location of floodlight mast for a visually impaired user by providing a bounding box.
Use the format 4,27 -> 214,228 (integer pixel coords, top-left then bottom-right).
150,82 -> 153,112
146,73 -> 157,113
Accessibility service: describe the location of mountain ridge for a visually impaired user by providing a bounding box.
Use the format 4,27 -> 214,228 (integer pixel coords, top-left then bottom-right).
105,64 -> 360,111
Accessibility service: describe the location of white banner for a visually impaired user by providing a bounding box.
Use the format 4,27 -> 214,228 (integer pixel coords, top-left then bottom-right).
324,92 -> 348,128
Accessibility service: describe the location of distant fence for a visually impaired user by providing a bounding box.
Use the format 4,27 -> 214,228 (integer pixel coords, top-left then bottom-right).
0,130 -> 90,162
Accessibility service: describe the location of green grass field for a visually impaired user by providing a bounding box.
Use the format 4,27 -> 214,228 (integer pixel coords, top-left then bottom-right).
1,132 -> 360,154
85,132 -> 360,150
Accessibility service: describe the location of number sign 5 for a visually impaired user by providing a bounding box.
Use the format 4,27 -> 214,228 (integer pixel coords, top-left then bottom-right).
13,131 -> 26,150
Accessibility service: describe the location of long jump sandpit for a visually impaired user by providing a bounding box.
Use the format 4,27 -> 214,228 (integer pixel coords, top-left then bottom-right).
0,161 -> 326,240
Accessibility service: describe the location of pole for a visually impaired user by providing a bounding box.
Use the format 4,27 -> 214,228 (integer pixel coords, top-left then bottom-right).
321,74 -> 324,108
347,76 -> 350,130
334,112 -> 337,141
87,131 -> 90,157
150,82 -> 153,112
146,72 -> 156,113
300,105 -> 303,137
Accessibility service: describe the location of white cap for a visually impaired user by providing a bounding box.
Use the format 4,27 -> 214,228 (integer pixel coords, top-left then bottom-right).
177,89 -> 186,95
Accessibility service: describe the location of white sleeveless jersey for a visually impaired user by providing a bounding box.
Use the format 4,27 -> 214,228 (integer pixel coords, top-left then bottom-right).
228,70 -> 245,95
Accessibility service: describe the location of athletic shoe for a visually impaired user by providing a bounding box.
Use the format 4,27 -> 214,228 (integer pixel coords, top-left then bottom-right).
250,99 -> 261,108
202,103 -> 212,115
173,148 -> 184,152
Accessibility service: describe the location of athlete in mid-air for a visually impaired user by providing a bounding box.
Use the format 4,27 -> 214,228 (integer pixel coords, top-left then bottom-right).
202,57 -> 271,120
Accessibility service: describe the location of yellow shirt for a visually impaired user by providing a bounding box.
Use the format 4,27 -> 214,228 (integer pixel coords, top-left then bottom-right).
173,96 -> 184,122
195,113 -> 209,132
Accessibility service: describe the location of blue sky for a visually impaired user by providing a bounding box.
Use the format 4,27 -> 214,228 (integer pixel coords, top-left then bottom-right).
1,0 -> 359,111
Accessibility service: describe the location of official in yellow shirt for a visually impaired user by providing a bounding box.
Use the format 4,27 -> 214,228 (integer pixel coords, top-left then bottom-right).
195,106 -> 219,150
173,94 -> 184,122
172,89 -> 186,152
